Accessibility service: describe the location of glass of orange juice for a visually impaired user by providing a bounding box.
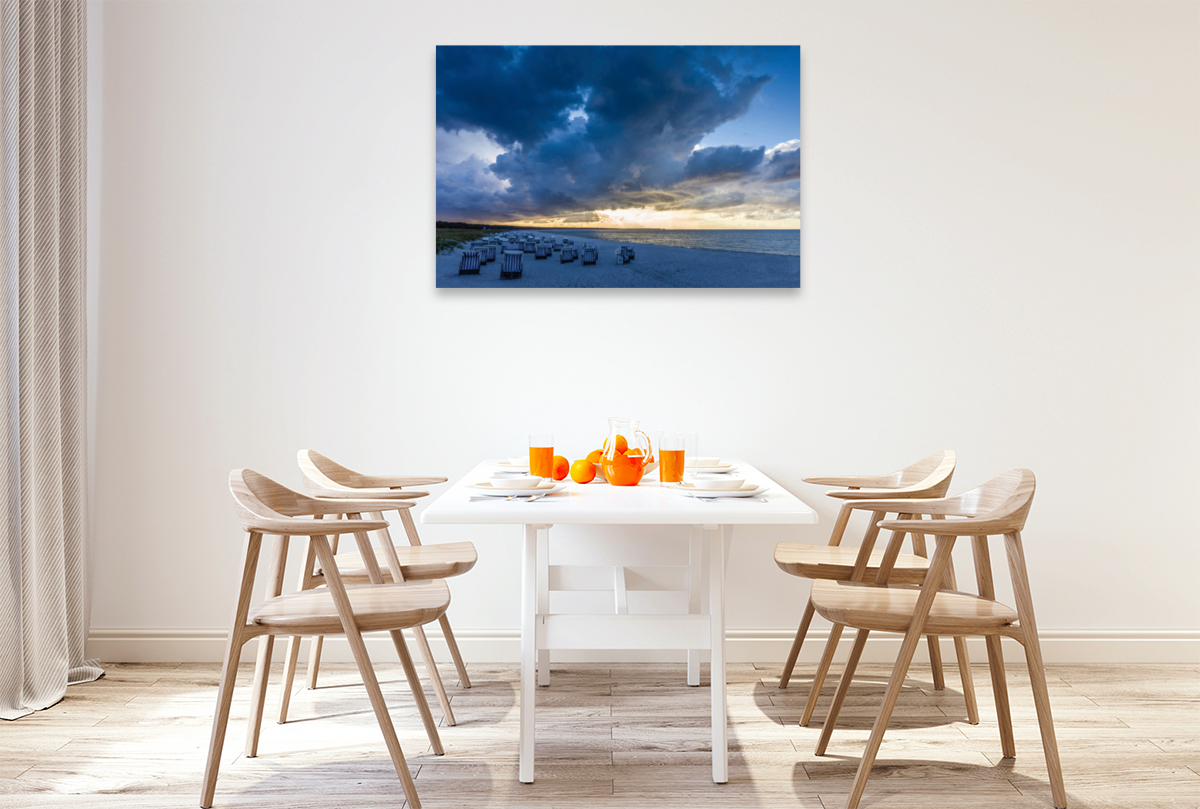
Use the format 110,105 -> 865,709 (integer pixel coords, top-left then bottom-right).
658,432 -> 686,483
529,433 -> 554,478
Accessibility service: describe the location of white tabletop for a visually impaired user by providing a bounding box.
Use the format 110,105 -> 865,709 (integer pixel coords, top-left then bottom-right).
420,459 -> 818,526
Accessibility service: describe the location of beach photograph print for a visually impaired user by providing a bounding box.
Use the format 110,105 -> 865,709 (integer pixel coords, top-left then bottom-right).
436,46 -> 800,288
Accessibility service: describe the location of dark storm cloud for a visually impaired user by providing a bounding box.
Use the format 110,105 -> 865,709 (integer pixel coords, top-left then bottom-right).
683,145 -> 765,180
436,46 -> 788,219
763,147 -> 800,182
436,47 -> 591,149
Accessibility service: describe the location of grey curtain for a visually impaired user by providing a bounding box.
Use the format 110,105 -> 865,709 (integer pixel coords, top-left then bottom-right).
0,0 -> 99,721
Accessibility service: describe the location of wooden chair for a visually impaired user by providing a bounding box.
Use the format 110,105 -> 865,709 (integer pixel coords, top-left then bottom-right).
809,469 -> 1066,809
775,450 -> 979,728
203,469 -> 450,809
274,450 -> 476,728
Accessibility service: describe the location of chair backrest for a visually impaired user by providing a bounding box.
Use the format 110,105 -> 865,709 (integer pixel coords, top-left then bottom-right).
874,469 -> 1037,537
230,468 -> 316,528
940,469 -> 1036,533
228,468 -> 393,537
895,450 -> 955,487
296,449 -> 444,497
818,450 -> 957,502
298,450 -> 371,494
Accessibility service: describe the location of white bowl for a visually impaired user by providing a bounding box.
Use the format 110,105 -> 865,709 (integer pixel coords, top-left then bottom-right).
688,457 -> 723,468
499,476 -> 543,489
691,476 -> 745,490
508,456 -> 529,466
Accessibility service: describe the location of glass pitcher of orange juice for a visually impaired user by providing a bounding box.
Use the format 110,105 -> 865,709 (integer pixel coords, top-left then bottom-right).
601,417 -> 655,486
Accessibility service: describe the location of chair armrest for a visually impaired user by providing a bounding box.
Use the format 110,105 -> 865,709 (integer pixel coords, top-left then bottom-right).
828,486 -> 940,501
357,474 -> 448,488
249,517 -> 389,536
310,488 -> 429,500
840,496 -> 957,514
308,497 -> 416,516
878,516 -> 1009,536
803,474 -> 898,488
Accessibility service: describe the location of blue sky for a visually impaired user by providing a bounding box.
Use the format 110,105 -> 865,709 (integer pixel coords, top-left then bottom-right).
436,46 -> 800,229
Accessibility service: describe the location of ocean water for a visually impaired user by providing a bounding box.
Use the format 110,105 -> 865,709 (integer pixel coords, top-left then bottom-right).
538,228 -> 800,258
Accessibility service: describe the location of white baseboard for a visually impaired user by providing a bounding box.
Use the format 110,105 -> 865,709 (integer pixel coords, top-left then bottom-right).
88,626 -> 1200,665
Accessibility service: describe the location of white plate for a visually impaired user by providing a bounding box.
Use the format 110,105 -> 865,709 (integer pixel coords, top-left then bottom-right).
688,465 -> 737,475
673,482 -> 768,498
686,458 -> 733,471
495,460 -> 529,470
472,480 -> 564,495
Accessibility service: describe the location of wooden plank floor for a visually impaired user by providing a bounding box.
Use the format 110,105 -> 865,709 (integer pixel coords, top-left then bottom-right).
1,660 -> 1197,808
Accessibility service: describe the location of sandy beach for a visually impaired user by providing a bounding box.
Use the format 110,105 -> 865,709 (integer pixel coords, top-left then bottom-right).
436,231 -> 800,288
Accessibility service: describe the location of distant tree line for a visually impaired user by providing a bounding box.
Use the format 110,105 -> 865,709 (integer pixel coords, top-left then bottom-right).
435,221 -> 503,230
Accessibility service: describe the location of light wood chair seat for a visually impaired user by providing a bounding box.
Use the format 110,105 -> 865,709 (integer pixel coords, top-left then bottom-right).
250,580 -> 450,635
318,541 -> 477,583
811,580 -> 1018,636
775,544 -> 930,584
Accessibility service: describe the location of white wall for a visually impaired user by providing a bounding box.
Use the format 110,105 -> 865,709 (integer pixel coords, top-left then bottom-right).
87,0 -> 1200,663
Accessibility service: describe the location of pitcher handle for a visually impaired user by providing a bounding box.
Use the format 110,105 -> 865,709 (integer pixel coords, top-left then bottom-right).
635,430 -> 655,463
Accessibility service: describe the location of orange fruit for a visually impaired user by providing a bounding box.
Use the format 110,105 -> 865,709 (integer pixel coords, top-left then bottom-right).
570,459 -> 597,484
551,455 -> 569,481
586,448 -> 603,464
602,435 -> 629,455
626,448 -> 644,456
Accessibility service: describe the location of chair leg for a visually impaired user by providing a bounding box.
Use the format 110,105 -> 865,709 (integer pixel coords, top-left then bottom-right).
815,628 -> 870,755
200,632 -> 247,808
389,628 -> 445,756
244,535 -> 288,757
439,613 -> 472,688
277,634 -> 303,723
985,634 -> 1015,756
244,635 -> 275,757
305,635 -> 325,688
311,535 -> 424,808
412,623 -> 457,726
953,635 -> 979,724
1006,532 -> 1067,809
354,631 -> 423,808
840,535 -> 957,809
779,597 -> 816,688
842,625 -> 925,809
910,530 -> 947,691
940,555 -> 979,722
801,622 -> 843,726
925,634 -> 946,690
201,533 -> 262,809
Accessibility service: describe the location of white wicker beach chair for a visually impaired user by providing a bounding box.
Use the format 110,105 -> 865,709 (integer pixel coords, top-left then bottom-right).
458,250 -> 481,275
500,250 -> 523,279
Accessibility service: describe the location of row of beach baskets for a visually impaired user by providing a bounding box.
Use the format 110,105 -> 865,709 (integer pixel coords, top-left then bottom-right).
458,237 -> 632,279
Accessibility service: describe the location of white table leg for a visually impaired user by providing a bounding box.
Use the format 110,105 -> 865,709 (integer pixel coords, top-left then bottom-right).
710,524 -> 730,783
520,524 -> 538,783
688,527 -> 703,687
537,526 -> 550,687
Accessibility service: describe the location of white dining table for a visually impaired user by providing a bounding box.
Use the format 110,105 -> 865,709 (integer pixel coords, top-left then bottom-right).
420,459 -> 818,784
